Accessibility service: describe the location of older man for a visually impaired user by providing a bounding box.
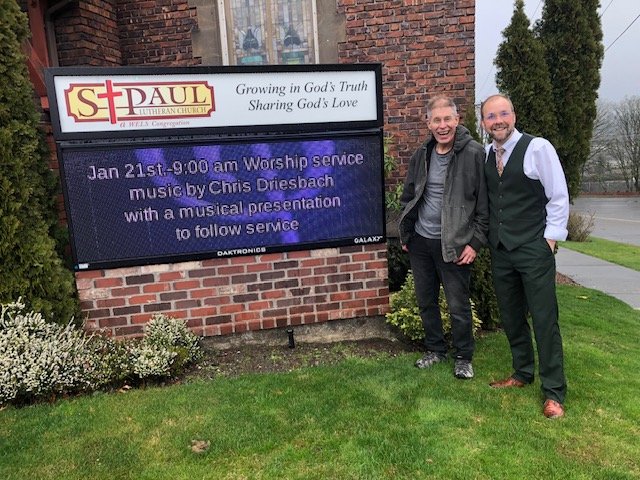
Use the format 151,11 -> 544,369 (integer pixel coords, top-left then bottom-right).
398,95 -> 488,379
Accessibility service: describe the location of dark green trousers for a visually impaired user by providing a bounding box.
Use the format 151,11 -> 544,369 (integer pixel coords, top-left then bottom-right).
490,237 -> 566,403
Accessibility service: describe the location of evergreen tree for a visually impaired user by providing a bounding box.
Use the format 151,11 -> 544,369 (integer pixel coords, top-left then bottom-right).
537,0 -> 604,199
494,0 -> 558,145
461,97 -> 500,328
462,101 -> 482,143
0,0 -> 79,322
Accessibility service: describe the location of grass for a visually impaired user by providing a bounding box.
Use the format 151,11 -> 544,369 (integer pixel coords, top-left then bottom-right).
1,285 -> 639,479
562,236 -> 640,272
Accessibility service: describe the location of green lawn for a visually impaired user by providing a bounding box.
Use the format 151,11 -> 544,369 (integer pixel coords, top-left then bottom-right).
562,236 -> 640,272
1,285 -> 639,480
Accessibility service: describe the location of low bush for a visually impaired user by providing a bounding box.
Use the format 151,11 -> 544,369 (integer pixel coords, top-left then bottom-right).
130,313 -> 203,379
1,300 -> 106,404
0,302 -> 202,405
567,210 -> 595,242
386,271 -> 482,343
386,245 -> 500,330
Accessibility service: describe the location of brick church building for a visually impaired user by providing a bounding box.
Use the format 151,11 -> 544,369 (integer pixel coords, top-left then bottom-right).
21,0 -> 477,338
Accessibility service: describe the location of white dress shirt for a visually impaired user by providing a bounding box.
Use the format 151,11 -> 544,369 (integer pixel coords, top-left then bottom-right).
486,129 -> 569,241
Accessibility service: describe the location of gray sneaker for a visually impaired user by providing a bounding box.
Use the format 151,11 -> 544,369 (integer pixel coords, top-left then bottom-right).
415,351 -> 446,369
454,359 -> 474,379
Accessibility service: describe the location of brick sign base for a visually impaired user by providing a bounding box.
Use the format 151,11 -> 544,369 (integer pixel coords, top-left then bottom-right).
78,244 -> 390,338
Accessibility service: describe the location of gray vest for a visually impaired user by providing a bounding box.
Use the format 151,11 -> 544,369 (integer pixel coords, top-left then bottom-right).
485,134 -> 547,251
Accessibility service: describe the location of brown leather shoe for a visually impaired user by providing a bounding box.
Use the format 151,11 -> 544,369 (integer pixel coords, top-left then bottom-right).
543,399 -> 565,419
489,376 -> 526,388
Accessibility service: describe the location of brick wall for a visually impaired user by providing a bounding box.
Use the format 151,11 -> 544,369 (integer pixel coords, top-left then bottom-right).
55,0 -> 122,66
79,245 -> 389,337
338,0 -> 476,187
54,0 -> 200,67
116,0 -> 200,66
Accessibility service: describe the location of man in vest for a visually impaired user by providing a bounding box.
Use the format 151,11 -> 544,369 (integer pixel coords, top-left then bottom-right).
398,95 -> 488,380
481,94 -> 569,419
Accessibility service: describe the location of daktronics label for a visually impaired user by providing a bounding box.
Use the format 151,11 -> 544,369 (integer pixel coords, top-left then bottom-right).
64,80 -> 215,124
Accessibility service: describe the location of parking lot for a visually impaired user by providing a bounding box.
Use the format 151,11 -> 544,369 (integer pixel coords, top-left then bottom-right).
571,195 -> 640,246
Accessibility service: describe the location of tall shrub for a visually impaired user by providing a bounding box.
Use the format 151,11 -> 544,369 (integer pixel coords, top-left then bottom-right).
462,99 -> 500,329
470,248 -> 500,330
537,0 -> 604,199
0,0 -> 78,322
462,101 -> 482,143
494,0 -> 558,144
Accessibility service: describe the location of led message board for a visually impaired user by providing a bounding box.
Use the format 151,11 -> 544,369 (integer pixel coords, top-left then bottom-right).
60,132 -> 385,270
46,65 -> 386,269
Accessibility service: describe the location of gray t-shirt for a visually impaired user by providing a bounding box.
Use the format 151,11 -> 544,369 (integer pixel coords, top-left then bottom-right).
415,148 -> 451,239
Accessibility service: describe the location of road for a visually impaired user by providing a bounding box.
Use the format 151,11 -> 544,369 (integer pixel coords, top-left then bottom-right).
571,196 -> 640,246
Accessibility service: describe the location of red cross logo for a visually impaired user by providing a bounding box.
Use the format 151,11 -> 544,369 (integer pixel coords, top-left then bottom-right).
96,80 -> 122,124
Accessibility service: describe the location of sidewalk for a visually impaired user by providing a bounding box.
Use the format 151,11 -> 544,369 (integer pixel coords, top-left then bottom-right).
555,248 -> 640,310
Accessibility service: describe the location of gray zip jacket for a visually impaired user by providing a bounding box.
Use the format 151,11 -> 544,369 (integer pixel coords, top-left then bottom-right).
398,125 -> 489,262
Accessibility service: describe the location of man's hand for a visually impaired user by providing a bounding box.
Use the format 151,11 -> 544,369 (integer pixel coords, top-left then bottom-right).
402,244 -> 409,253
456,245 -> 477,265
546,239 -> 557,253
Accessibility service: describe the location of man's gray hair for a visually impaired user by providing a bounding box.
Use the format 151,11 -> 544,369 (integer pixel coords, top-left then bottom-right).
426,95 -> 458,118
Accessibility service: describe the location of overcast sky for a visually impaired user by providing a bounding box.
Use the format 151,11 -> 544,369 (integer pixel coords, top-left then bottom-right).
475,0 -> 640,104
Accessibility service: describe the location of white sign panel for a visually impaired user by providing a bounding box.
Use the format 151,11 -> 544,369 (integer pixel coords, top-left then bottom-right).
48,67 -> 380,137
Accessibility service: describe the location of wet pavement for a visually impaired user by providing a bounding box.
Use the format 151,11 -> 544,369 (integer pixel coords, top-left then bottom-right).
556,195 -> 640,309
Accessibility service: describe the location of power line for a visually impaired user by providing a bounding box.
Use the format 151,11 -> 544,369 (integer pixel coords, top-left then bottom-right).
479,1 -> 541,99
605,12 -> 640,52
600,0 -> 614,18
477,65 -> 496,99
531,0 -> 543,19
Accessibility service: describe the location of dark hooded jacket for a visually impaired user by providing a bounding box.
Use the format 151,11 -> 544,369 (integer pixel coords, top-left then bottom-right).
398,125 -> 488,262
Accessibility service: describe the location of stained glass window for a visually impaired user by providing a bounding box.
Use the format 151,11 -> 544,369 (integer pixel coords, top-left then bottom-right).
221,0 -> 318,65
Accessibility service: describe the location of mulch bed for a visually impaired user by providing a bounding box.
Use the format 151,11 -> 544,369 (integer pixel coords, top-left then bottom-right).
183,337 -> 420,380
180,274 -> 579,381
556,272 -> 578,285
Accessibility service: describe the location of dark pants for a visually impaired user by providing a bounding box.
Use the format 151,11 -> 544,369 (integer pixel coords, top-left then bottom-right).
408,235 -> 474,360
490,238 -> 566,403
